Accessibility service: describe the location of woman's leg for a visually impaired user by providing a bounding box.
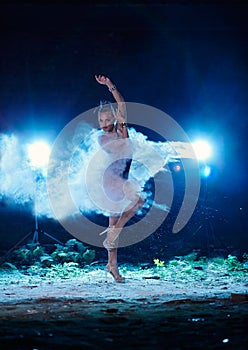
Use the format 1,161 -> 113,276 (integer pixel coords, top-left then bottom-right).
116,196 -> 145,230
103,196 -> 145,282
103,195 -> 145,249
104,216 -> 125,282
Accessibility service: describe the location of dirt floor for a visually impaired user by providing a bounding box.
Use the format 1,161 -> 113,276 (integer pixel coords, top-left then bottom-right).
0,265 -> 247,350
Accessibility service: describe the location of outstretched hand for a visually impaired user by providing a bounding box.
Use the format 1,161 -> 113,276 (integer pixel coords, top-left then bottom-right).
95,74 -> 127,128
95,75 -> 111,86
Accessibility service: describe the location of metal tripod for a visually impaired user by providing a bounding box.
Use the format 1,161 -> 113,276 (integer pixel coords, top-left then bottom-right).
5,209 -> 64,256
31,211 -> 63,245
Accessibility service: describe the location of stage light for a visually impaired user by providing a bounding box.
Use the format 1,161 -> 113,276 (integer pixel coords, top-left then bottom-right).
25,140 -> 62,245
173,163 -> 181,172
27,141 -> 51,168
192,140 -> 212,161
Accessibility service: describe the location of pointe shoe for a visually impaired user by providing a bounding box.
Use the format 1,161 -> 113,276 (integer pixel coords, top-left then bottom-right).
106,264 -> 125,283
100,226 -> 121,250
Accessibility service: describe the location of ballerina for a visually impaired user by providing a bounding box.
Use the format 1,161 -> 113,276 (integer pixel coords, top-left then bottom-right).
95,74 -> 145,282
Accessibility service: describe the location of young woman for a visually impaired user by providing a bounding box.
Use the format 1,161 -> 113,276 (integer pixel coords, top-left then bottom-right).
95,75 -> 145,282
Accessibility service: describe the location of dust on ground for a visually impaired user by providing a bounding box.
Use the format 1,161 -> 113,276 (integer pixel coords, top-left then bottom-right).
0,265 -> 247,349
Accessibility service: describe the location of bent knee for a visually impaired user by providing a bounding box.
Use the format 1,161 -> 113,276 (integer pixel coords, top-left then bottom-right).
138,196 -> 145,207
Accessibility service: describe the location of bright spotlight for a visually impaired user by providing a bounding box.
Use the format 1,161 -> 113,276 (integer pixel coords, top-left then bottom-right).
192,140 -> 212,161
27,141 -> 51,168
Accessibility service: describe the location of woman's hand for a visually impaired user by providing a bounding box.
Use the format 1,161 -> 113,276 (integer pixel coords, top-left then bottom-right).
95,75 -> 111,86
95,74 -> 127,135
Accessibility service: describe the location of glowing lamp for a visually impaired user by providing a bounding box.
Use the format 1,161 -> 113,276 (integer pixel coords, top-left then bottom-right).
192,140 -> 212,161
173,164 -> 181,172
27,141 -> 51,168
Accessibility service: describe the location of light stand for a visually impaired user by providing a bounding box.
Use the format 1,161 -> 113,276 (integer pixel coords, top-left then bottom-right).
31,204 -> 64,246
29,171 -> 64,246
4,141 -> 64,256
5,173 -> 64,256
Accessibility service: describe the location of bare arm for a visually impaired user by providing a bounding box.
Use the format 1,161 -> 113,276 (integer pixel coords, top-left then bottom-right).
95,75 -> 128,138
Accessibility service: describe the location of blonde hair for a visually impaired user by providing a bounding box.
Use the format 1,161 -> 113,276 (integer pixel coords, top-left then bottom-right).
97,100 -> 116,118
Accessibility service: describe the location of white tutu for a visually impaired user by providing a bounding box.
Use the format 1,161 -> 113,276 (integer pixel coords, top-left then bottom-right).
67,126 -> 176,217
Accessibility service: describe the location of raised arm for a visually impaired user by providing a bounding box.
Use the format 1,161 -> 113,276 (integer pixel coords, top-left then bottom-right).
95,75 -> 128,137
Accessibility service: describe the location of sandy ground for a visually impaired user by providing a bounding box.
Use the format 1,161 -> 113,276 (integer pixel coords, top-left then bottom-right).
0,266 -> 247,349
0,266 -> 247,304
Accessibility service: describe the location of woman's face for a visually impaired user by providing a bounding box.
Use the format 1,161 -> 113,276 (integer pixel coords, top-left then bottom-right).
98,111 -> 115,132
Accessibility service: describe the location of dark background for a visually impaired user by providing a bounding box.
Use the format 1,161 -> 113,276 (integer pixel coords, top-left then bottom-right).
0,0 -> 247,260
